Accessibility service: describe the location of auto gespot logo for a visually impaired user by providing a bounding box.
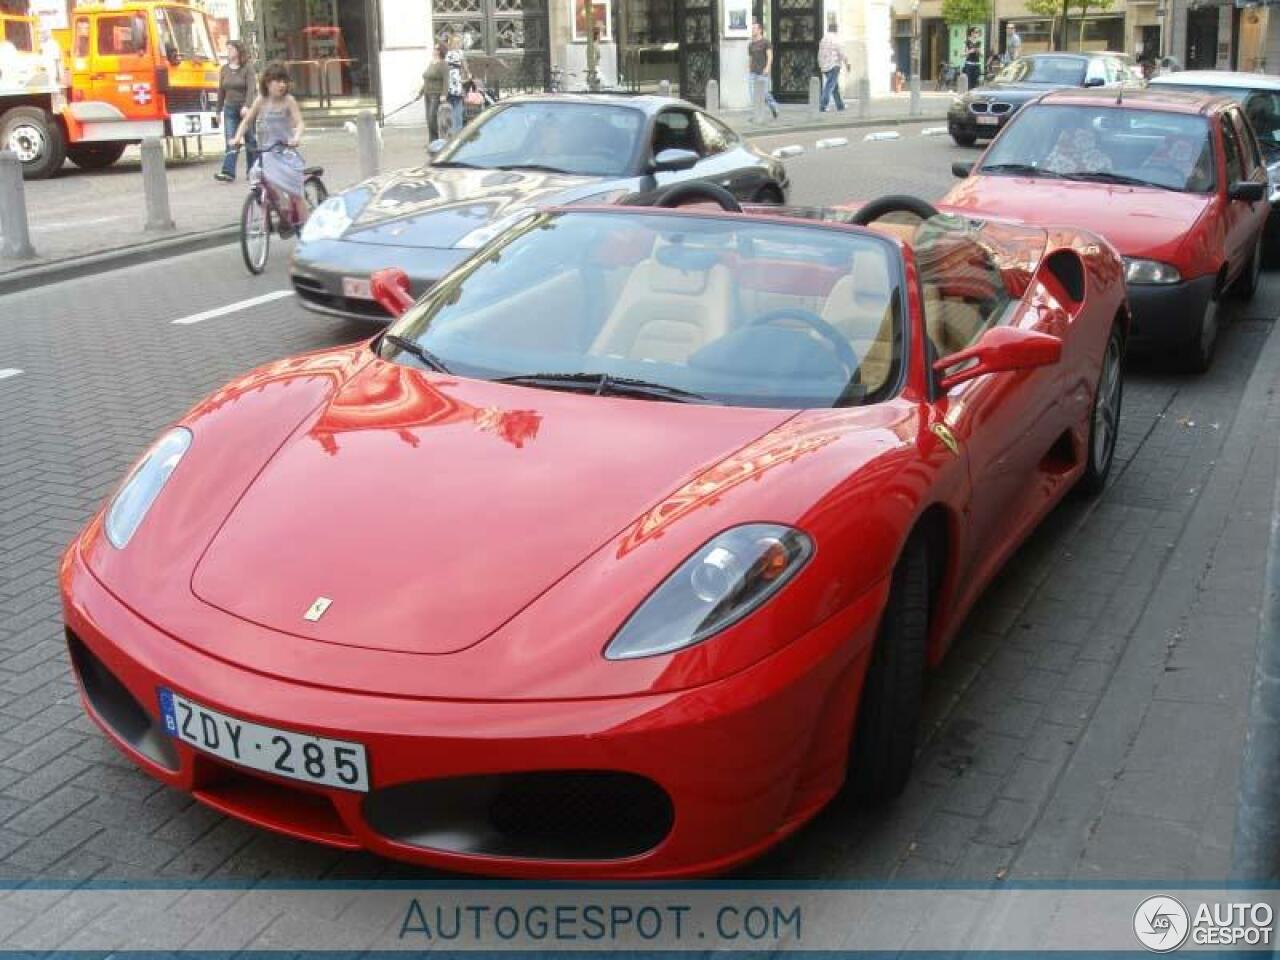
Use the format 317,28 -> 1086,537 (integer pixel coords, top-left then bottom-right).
1134,895 -> 1274,951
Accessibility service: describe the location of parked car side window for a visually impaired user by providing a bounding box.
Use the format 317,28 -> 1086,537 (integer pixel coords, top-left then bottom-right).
1221,115 -> 1245,184
1084,57 -> 1106,86
695,112 -> 736,156
1229,110 -> 1263,174
913,215 -> 1013,360
653,110 -> 700,156
1243,91 -> 1280,151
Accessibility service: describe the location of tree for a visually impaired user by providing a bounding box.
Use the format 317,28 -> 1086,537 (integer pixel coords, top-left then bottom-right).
941,0 -> 990,27
1071,0 -> 1115,50
1024,0 -> 1063,50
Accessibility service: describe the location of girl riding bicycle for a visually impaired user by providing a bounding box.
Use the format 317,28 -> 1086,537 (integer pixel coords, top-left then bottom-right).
231,62 -> 308,236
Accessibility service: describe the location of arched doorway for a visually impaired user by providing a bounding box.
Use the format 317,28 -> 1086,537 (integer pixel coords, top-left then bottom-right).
434,0 -> 550,93
769,0 -> 820,102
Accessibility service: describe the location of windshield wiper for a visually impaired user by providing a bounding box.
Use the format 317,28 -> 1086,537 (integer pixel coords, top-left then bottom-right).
494,372 -> 708,403
1058,171 -> 1175,190
383,334 -> 451,374
495,163 -> 574,174
978,162 -> 1061,178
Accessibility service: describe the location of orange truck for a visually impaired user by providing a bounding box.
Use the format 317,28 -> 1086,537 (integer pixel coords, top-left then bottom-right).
0,0 -> 221,178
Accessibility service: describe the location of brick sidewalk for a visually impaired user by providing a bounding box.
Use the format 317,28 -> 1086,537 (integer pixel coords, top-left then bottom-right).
0,94 -> 950,277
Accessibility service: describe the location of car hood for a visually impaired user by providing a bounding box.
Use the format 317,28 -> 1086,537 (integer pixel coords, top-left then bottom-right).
965,82 -> 1070,103
190,360 -> 796,656
337,165 -> 612,249
941,175 -> 1210,259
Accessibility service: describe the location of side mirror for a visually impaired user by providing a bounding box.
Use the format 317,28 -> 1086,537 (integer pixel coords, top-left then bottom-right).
1083,76 -> 1105,88
651,148 -> 699,173
427,138 -> 447,157
952,160 -> 975,178
1229,180 -> 1265,203
371,268 -> 414,319
933,326 -> 1062,392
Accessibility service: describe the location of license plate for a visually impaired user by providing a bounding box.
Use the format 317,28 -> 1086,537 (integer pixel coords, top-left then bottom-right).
977,115 -> 999,126
342,277 -> 373,300
158,688 -> 369,792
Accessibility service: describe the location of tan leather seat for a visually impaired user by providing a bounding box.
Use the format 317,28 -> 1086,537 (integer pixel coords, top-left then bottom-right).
922,285 -> 987,359
590,247 -> 733,364
820,250 -> 895,392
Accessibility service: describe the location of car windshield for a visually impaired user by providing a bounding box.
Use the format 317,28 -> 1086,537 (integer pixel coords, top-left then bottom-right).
980,103 -> 1216,193
154,6 -> 215,62
381,210 -> 906,409
998,56 -> 1087,85
435,102 -> 645,178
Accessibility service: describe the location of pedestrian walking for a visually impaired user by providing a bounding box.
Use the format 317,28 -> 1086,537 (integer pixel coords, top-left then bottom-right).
231,62 -> 308,236
214,40 -> 256,182
963,27 -> 982,91
749,21 -> 779,120
817,25 -> 849,112
1006,24 -> 1022,62
445,34 -> 469,135
421,41 -> 448,142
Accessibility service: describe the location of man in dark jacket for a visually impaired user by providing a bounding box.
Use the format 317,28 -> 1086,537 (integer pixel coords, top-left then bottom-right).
421,42 -> 449,142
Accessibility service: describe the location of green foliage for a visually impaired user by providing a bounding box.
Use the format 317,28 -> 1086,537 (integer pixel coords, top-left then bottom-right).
1073,0 -> 1115,48
1023,0 -> 1062,48
941,0 -> 991,27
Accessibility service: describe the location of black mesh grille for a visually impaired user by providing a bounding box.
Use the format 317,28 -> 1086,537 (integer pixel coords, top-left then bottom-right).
365,771 -> 674,861
166,88 -> 214,113
293,279 -> 390,320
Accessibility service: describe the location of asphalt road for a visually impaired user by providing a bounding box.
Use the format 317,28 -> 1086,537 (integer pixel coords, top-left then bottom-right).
1,126 -> 1277,883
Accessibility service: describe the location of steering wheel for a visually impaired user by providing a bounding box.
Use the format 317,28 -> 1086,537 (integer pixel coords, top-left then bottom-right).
747,308 -> 860,379
653,181 -> 743,212
849,194 -> 940,226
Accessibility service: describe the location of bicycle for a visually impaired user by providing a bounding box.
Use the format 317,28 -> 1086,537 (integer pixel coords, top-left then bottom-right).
239,143 -> 329,275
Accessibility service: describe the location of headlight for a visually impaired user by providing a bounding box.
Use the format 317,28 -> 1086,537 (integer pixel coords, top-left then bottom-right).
455,207 -> 538,249
104,428 -> 192,549
300,196 -> 352,243
604,524 -> 813,660
1123,258 -> 1181,285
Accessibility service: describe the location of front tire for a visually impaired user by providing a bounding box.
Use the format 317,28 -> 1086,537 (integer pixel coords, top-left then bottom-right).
1,106 -> 66,179
1077,322 -> 1123,496
240,190 -> 270,275
846,535 -> 930,805
66,142 -> 127,170
1180,290 -> 1219,374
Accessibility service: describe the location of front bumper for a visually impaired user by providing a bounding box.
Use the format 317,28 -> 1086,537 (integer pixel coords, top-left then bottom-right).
290,239 -> 472,323
946,106 -> 1011,141
61,543 -> 876,879
1126,273 -> 1216,354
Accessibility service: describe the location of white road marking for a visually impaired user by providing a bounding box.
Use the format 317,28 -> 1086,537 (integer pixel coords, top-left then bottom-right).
772,145 -> 806,158
0,369 -> 22,380
815,137 -> 849,149
864,131 -> 901,142
920,126 -> 949,137
171,290 -> 293,326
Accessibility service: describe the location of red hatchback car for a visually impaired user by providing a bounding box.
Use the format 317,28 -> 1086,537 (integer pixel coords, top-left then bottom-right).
943,88 -> 1270,371
63,196 -> 1127,879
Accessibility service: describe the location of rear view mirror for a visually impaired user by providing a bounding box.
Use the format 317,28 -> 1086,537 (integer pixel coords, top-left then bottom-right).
651,148 -> 699,173
1229,180 -> 1265,203
371,268 -> 415,319
934,326 -> 1062,391
952,161 -> 974,178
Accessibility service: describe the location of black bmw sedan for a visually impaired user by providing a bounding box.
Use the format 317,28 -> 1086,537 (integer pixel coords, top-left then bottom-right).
291,94 -> 789,321
947,52 -> 1142,147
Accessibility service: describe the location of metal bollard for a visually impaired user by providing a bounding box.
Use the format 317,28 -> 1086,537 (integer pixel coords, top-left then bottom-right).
809,75 -> 821,117
0,150 -> 34,259
909,75 -> 921,116
436,102 -> 453,142
857,75 -> 871,119
706,78 -> 720,113
658,79 -> 671,98
357,110 -> 380,180
141,137 -> 174,232
956,73 -> 969,95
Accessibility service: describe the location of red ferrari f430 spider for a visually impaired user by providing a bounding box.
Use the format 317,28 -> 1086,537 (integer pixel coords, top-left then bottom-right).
62,189 -> 1128,879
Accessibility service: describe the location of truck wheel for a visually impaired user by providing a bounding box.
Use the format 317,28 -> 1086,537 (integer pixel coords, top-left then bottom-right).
1,107 -> 66,179
67,143 -> 127,170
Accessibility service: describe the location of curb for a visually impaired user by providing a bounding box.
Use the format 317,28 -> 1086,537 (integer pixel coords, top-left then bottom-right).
0,225 -> 239,297
0,112 -> 950,296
